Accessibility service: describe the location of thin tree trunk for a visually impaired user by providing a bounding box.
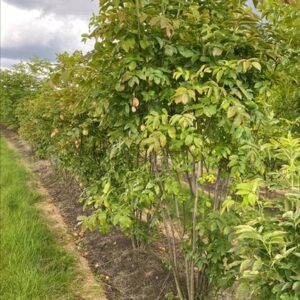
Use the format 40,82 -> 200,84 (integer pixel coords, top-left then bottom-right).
151,152 -> 184,299
213,168 -> 222,210
190,158 -> 200,300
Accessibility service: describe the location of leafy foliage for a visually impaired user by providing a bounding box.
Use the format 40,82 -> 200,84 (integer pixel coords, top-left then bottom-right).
1,1 -> 300,299
0,63 -> 42,128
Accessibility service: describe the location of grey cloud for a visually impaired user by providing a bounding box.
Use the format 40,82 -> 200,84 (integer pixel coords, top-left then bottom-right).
3,0 -> 98,18
0,58 -> 22,68
1,27 -> 84,62
1,30 -> 92,62
1,45 -> 59,61
1,2 -> 94,66
5,0 -> 258,17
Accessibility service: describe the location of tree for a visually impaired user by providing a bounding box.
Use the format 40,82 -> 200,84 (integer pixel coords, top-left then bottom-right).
0,63 -> 41,128
6,1 -> 299,299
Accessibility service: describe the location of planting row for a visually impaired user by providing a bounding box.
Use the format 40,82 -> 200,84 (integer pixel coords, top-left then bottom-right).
1,1 -> 299,299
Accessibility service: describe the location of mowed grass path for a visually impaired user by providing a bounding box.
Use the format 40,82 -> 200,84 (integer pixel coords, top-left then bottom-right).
0,138 -> 77,299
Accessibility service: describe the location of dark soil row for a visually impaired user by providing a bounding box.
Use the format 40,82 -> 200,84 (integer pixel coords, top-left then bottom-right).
0,125 -> 176,300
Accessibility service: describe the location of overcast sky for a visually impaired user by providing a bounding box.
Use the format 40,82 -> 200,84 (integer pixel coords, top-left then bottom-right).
1,0 -> 256,69
0,0 -> 98,68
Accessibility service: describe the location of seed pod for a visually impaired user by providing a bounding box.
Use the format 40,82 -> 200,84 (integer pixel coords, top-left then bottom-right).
75,139 -> 81,149
132,106 -> 137,113
132,97 -> 139,108
50,128 -> 59,138
166,27 -> 172,38
59,114 -> 64,120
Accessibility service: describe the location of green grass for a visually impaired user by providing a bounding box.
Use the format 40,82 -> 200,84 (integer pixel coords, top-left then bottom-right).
0,138 -> 77,300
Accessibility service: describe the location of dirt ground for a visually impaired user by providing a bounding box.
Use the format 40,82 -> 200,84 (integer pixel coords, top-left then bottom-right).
0,126 -> 176,300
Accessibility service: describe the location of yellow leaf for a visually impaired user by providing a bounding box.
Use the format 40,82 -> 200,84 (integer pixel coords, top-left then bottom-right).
252,62 -> 261,72
243,60 -> 251,73
175,94 -> 189,104
212,47 -> 222,57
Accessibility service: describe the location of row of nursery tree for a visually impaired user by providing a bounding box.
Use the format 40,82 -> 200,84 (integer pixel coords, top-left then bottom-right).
1,1 -> 299,299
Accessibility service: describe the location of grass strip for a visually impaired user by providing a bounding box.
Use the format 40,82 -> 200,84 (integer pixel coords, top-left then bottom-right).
0,137 -> 77,300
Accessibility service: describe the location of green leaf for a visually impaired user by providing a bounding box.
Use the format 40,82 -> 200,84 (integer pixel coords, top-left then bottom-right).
140,39 -> 151,49
103,182 -> 110,194
168,127 -> 176,139
194,137 -> 202,148
160,134 -> 167,147
121,38 -> 135,52
212,47 -> 223,57
128,76 -> 139,87
165,45 -> 177,56
128,61 -> 137,71
115,82 -> 125,92
252,259 -> 263,271
243,60 -> 251,73
178,46 -> 195,58
240,259 -> 252,272
252,62 -> 261,72
185,135 -> 193,146
237,231 -> 262,241
221,197 -> 235,214
203,105 -> 217,117
216,69 -> 224,83
233,114 -> 242,127
227,106 -> 237,118
119,216 -> 132,229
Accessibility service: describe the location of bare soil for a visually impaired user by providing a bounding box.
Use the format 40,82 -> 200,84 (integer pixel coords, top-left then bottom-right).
0,126 -> 176,300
